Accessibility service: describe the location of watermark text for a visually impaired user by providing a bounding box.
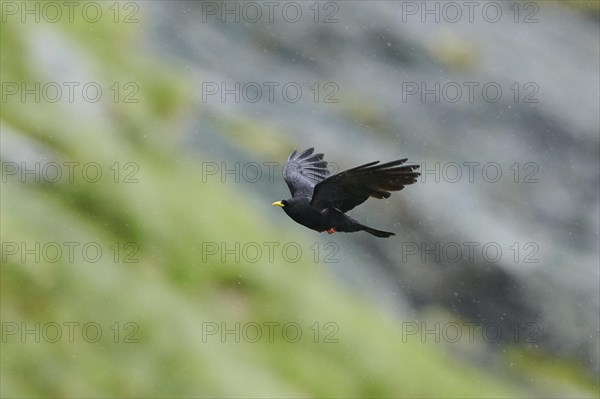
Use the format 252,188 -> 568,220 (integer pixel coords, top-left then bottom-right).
201,321 -> 339,343
2,161 -> 140,184
2,321 -> 139,343
1,82 -> 139,103
2,241 -> 140,264
399,241 -> 539,264
1,1 -> 140,24
201,241 -> 339,264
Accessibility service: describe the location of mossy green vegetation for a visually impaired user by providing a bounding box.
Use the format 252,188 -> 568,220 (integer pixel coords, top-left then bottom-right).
503,347 -> 600,397
554,0 -> 600,16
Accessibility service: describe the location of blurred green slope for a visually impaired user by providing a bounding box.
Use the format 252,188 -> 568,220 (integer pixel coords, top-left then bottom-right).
0,7 -> 548,398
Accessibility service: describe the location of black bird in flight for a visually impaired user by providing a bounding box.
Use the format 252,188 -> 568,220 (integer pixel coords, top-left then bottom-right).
272,148 -> 420,238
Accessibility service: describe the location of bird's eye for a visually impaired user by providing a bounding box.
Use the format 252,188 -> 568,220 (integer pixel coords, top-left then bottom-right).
282,200 -> 289,206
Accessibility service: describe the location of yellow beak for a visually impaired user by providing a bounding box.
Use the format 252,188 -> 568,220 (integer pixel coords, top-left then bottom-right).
272,201 -> 285,207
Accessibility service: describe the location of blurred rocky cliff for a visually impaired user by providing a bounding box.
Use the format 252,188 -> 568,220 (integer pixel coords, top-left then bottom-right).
147,0 -> 599,372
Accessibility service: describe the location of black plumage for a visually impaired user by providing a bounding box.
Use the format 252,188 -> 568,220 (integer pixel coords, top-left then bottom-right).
272,148 -> 420,238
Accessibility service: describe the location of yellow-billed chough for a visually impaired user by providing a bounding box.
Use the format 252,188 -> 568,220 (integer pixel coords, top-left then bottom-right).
272,148 -> 420,238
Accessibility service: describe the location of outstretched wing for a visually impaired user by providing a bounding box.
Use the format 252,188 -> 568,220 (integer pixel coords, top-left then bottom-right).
283,148 -> 330,198
310,158 -> 420,212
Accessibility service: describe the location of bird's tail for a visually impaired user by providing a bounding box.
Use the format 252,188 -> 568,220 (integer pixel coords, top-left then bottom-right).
362,225 -> 395,238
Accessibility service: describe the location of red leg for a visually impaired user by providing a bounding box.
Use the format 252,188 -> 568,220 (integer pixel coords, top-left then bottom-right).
327,227 -> 336,234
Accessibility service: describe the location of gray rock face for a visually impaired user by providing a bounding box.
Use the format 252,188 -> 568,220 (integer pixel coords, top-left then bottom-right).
145,1 -> 599,372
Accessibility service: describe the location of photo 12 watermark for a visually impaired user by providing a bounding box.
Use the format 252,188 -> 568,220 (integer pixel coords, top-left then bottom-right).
201,161 -> 280,183
1,82 -> 140,104
201,321 -> 339,343
199,161 -> 341,184
200,1 -> 339,24
1,241 -> 140,264
399,241 -> 540,264
1,1 -> 140,24
201,81 -> 339,104
398,2 -> 539,24
2,161 -> 140,184
418,161 -> 539,184
2,321 -> 140,343
400,321 -> 539,343
200,241 -> 339,264
401,81 -> 540,104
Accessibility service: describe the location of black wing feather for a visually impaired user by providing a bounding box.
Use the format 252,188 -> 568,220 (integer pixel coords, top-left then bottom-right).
283,148 -> 330,197
310,158 -> 420,212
